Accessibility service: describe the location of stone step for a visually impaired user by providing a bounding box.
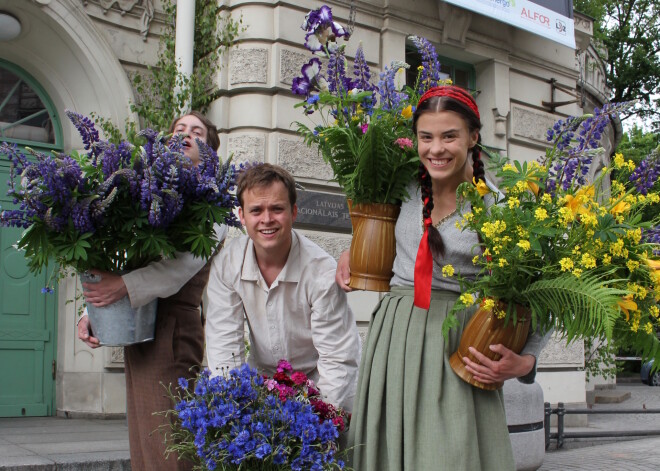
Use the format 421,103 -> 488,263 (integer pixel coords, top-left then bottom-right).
594,390 -> 632,404
0,456 -> 130,471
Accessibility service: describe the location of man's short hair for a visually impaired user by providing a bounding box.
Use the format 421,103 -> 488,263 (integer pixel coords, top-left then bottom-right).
168,111 -> 220,151
236,163 -> 297,208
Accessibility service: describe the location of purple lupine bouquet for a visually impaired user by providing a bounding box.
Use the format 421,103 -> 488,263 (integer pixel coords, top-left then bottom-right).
444,103 -> 660,364
164,361 -> 349,471
0,111 -> 241,279
291,5 -> 450,204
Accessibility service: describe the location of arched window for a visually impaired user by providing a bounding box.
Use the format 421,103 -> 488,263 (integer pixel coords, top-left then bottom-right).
0,60 -> 62,150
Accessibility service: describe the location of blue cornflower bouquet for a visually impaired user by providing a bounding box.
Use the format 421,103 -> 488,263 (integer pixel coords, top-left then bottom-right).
165,361 -> 349,471
292,5 -> 449,205
0,111 -> 240,280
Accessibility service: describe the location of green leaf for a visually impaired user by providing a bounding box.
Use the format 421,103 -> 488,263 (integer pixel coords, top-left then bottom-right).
521,273 -> 628,341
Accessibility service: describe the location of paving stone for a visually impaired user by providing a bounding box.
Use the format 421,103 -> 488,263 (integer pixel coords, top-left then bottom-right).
0,383 -> 658,470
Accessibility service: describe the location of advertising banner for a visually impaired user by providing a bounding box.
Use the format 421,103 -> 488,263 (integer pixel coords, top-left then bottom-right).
443,0 -> 576,49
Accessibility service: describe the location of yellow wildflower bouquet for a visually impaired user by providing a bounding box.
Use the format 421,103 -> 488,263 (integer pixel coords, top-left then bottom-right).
448,103 -> 660,363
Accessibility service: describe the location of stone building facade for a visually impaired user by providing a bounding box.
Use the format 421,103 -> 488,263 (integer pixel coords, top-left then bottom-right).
0,0 -> 615,419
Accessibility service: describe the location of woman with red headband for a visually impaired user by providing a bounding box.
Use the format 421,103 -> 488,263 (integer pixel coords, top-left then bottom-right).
337,86 -> 549,470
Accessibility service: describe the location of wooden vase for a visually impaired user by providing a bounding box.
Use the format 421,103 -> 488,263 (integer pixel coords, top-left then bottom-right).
449,300 -> 531,390
347,201 -> 400,292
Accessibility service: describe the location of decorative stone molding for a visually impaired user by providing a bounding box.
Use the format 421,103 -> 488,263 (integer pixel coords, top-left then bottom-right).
511,104 -> 556,145
105,346 -> 125,369
438,3 -> 472,48
277,137 -> 333,181
356,325 -> 369,349
493,110 -> 508,138
228,135 -> 266,164
280,49 -> 308,86
230,48 -> 269,85
89,0 -> 155,40
578,44 -> 609,102
538,334 -> 585,368
573,12 -> 593,52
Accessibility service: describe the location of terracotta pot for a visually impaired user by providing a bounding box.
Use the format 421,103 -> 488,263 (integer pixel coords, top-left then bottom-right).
347,200 -> 400,292
449,300 -> 531,390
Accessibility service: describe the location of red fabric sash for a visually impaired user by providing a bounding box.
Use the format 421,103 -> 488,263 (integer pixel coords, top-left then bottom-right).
414,216 -> 434,310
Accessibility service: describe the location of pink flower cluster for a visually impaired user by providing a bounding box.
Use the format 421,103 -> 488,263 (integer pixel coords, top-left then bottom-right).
266,359 -> 350,432
395,137 -> 414,149
267,359 -> 318,402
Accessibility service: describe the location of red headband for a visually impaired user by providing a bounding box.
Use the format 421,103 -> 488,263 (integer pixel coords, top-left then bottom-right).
417,86 -> 480,119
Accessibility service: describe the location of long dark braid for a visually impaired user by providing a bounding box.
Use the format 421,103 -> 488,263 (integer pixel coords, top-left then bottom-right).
419,162 -> 445,259
472,134 -> 485,183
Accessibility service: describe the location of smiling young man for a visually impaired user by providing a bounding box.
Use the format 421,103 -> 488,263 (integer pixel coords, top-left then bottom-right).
205,163 -> 360,411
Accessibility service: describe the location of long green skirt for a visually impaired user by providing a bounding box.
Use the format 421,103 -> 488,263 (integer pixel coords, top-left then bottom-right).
348,287 -> 515,471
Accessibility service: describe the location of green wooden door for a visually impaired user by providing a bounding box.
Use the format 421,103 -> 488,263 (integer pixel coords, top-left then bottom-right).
0,163 -> 57,417
0,59 -> 62,417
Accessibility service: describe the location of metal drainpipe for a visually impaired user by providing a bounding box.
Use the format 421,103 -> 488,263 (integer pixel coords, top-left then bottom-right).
174,0 -> 196,112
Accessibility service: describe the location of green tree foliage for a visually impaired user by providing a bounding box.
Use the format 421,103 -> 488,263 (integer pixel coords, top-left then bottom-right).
131,0 -> 243,131
574,0 -> 660,128
582,336 -> 621,382
617,125 -> 660,162
94,1 -> 242,139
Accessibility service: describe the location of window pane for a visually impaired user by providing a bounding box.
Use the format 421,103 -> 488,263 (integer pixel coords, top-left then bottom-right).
439,63 -> 452,82
454,69 -> 469,89
0,66 -> 55,144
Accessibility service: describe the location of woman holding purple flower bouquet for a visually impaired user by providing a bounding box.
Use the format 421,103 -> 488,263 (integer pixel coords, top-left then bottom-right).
78,111 -> 227,471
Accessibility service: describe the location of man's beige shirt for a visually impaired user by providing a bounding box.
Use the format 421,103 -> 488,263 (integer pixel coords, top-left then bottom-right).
205,230 -> 360,411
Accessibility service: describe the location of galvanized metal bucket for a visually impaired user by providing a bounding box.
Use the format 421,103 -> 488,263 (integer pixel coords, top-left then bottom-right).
80,272 -> 157,346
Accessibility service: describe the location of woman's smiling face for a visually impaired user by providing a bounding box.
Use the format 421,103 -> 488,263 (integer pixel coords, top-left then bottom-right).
416,110 -> 478,190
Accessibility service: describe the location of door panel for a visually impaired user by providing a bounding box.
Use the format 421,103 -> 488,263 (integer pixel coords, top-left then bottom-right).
0,162 -> 57,417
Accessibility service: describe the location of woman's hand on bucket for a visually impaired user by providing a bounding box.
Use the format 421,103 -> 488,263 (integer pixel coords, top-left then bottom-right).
77,315 -> 100,348
81,269 -> 128,307
336,250 -> 353,292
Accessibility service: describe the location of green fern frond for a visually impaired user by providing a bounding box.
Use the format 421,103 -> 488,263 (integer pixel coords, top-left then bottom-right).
295,113 -> 418,203
521,273 -> 628,341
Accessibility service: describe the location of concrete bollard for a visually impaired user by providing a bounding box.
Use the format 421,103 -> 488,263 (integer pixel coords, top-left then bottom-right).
504,379 -> 546,471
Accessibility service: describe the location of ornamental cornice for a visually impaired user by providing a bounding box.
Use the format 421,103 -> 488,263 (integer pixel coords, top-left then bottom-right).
80,0 -> 168,40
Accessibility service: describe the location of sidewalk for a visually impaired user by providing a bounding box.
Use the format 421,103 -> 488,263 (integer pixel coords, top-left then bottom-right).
0,383 -> 658,470
541,436 -> 660,470
542,382 -> 660,470
0,416 -> 130,470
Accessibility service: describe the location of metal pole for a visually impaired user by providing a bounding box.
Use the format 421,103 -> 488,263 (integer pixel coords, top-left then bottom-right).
557,402 -> 565,449
544,402 -> 551,450
174,0 -> 196,111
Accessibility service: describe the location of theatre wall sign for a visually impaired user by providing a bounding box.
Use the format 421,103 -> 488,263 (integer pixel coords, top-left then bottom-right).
295,190 -> 352,232
443,0 -> 576,49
